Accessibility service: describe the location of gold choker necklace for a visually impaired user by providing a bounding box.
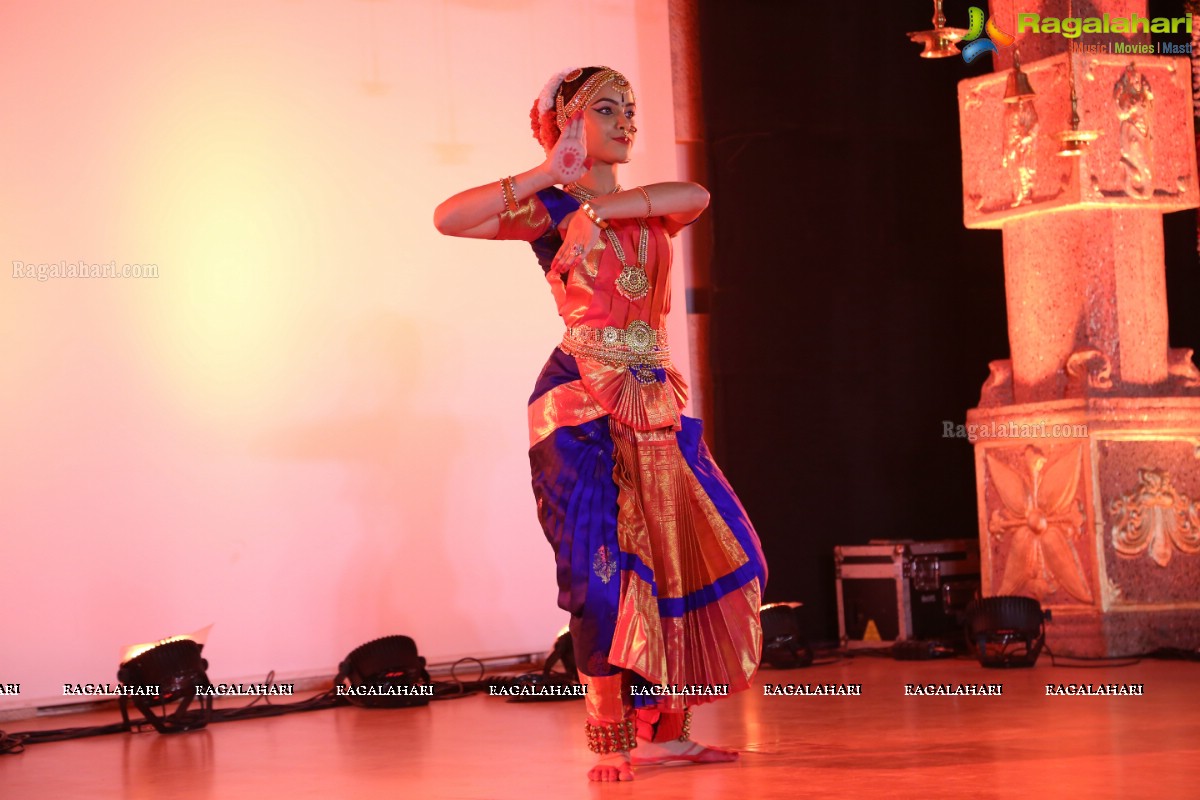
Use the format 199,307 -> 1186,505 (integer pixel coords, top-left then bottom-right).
565,182 -> 620,201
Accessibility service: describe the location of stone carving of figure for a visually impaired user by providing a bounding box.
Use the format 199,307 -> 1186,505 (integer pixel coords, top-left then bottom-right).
1002,98 -> 1038,207
1114,62 -> 1153,199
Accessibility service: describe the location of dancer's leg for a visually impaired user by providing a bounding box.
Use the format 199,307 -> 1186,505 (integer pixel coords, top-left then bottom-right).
579,672 -> 635,781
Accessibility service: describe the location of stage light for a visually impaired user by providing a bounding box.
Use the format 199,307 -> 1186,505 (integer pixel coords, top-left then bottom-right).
543,626 -> 576,676
483,626 -> 581,702
116,633 -> 213,733
760,602 -> 813,669
335,635 -> 432,708
964,596 -> 1048,668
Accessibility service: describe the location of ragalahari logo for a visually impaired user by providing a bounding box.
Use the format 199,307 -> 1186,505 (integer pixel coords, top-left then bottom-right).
962,6 -> 1015,63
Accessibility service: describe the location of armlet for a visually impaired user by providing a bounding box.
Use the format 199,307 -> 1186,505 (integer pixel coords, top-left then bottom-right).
494,196 -> 551,241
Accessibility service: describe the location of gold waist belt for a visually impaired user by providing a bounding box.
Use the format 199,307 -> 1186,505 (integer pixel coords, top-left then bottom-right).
560,321 -> 671,368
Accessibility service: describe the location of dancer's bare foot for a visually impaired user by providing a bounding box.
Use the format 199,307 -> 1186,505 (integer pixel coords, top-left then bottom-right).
631,738 -> 738,767
588,751 -> 634,781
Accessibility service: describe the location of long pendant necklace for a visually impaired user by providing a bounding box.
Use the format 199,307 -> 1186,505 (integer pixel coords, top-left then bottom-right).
564,183 -> 649,301
606,222 -> 649,301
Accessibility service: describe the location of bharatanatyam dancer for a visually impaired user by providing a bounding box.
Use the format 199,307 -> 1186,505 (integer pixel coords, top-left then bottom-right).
434,66 -> 767,782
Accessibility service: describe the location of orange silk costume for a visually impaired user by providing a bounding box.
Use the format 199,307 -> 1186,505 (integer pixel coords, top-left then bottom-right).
501,187 -> 767,726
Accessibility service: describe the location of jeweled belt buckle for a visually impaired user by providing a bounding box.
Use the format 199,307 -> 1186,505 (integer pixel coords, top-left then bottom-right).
623,320 -> 654,355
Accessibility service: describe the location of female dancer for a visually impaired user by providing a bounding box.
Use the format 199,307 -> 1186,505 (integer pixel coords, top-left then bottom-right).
434,66 -> 767,782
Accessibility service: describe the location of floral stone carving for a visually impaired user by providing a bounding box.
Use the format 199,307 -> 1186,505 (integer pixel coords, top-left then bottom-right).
1110,468 -> 1200,567
987,445 -> 1093,602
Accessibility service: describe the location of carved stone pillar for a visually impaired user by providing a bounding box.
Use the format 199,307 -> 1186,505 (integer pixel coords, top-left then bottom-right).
960,1 -> 1200,655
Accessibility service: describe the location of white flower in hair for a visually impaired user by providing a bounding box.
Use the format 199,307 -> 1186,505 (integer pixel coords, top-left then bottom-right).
537,68 -> 577,113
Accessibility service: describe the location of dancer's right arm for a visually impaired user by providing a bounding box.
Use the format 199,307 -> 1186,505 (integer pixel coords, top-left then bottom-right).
433,115 -> 585,239
432,168 -> 556,239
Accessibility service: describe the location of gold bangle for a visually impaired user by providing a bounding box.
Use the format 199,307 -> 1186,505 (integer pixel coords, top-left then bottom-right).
580,201 -> 608,229
636,186 -> 652,216
501,177 -> 518,213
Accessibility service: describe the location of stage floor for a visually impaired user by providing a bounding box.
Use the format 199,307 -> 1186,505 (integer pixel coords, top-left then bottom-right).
2,654 -> 1197,799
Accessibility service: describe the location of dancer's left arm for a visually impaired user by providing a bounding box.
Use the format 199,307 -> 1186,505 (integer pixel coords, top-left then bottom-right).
551,182 -> 708,274
587,182 -> 709,227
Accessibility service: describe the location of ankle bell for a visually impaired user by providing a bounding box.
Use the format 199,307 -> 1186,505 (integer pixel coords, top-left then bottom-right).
584,718 -> 638,754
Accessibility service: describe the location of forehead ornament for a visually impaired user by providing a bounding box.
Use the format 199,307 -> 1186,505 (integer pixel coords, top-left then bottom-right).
555,67 -> 634,131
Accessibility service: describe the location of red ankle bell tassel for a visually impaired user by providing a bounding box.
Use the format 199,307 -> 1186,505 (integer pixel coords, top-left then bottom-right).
635,707 -> 690,742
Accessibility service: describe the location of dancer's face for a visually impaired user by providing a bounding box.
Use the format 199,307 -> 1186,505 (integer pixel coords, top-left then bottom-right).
583,84 -> 636,165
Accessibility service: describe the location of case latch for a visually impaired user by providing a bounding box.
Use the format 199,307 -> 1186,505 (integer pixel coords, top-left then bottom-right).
904,555 -> 941,592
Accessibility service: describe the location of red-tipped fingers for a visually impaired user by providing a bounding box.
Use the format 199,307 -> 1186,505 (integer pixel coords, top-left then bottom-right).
550,251 -> 568,275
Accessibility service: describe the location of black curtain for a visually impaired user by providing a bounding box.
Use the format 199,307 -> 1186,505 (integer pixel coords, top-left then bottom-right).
696,0 -> 1200,643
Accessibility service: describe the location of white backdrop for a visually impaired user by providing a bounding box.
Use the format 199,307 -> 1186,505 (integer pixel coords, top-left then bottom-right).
0,0 -> 690,708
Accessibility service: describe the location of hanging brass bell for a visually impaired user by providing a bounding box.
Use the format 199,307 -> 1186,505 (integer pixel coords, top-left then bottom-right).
1004,66 -> 1036,103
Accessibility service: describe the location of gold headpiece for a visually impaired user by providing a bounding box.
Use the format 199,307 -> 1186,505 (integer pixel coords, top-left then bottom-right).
555,67 -> 634,131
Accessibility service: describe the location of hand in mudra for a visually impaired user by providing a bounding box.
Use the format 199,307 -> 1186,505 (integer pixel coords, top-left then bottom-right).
545,113 -> 590,185
550,203 -> 604,276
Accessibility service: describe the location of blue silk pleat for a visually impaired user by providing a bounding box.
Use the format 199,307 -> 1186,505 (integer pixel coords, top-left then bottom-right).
529,348 -> 622,677
675,416 -> 769,599
529,422 -> 621,677
529,188 -> 580,275
528,347 -> 584,404
528,350 -> 766,681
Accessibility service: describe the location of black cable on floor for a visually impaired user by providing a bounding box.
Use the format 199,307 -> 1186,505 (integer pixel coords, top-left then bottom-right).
1045,645 -> 1142,668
